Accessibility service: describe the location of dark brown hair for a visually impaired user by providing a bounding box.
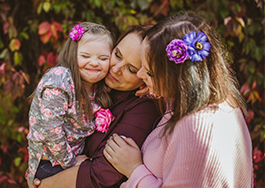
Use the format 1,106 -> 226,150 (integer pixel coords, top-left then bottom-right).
144,12 -> 247,135
115,24 -> 154,47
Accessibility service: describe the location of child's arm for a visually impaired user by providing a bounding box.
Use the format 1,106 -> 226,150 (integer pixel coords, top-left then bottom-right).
39,88 -> 76,168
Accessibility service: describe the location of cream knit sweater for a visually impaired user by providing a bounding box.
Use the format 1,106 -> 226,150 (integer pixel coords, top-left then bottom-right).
121,102 -> 253,188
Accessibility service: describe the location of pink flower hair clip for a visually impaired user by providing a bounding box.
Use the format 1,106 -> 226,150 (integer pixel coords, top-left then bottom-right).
69,24 -> 85,41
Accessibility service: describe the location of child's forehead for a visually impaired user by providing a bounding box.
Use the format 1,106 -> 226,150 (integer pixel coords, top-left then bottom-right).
80,33 -> 113,48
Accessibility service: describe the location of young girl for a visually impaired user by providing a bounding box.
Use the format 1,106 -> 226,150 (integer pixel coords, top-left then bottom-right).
27,22 -> 114,183
104,12 -> 253,187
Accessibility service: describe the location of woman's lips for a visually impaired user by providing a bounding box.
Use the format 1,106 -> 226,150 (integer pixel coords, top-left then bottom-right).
107,72 -> 118,82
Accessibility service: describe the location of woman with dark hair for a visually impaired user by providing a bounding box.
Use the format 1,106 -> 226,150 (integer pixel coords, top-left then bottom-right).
104,12 -> 253,187
27,24 -> 161,188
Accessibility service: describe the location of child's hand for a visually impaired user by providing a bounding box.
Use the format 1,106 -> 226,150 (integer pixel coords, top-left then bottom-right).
76,155 -> 88,166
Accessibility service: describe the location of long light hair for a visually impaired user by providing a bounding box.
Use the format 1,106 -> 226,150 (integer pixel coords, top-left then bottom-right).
32,22 -> 113,121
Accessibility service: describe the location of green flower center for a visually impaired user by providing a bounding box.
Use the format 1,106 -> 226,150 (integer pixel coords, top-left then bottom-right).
172,48 -> 182,58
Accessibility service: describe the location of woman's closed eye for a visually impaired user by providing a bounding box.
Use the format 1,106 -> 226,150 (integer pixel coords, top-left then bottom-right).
147,71 -> 154,77
127,65 -> 137,74
115,51 -> 122,60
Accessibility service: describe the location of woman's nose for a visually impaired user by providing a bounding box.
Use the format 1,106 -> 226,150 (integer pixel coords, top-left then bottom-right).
111,61 -> 122,75
137,66 -> 144,79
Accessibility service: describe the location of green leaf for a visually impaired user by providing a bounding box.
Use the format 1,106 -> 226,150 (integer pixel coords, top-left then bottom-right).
247,64 -> 255,74
16,133 -> 22,142
236,3 -> 241,12
14,51 -> 23,65
238,32 -> 244,43
220,9 -> 229,19
0,39 -> 4,49
53,4 -> 62,14
94,0 -> 101,8
255,47 -> 263,61
138,0 -> 150,10
0,48 -> 8,59
19,32 -> 29,40
43,2 -> 51,13
14,157 -> 21,166
37,2 -> 43,15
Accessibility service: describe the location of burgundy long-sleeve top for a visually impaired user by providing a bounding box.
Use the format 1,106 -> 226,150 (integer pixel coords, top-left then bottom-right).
76,89 -> 161,188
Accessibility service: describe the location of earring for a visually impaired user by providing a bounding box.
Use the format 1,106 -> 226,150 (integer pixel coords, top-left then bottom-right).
147,93 -> 161,99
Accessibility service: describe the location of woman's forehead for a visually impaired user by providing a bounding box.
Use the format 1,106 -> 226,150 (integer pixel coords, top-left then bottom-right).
117,33 -> 142,68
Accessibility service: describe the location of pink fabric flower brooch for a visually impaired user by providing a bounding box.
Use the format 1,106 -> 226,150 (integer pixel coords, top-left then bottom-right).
94,108 -> 115,133
166,31 -> 211,64
69,24 -> 85,41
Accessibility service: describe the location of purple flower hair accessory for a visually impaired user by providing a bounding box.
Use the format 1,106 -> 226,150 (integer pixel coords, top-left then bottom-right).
69,24 -> 85,41
166,39 -> 189,64
182,31 -> 211,62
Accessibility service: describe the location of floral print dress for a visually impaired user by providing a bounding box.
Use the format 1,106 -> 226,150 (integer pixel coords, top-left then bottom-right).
27,66 -> 100,183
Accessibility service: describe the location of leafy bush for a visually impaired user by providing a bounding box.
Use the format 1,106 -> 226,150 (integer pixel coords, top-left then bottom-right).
0,0 -> 263,187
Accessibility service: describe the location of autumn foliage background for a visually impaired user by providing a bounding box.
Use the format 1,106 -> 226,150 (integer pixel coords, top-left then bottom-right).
0,0 -> 264,187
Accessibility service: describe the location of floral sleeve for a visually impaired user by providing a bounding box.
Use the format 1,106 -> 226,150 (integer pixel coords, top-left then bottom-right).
39,87 -> 76,168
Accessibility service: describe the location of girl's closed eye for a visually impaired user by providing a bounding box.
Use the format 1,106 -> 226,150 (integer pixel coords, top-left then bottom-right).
99,57 -> 109,61
82,55 -> 90,58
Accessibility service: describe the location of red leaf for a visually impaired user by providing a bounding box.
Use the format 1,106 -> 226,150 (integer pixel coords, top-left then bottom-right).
9,38 -> 21,52
251,80 -> 257,90
245,109 -> 254,124
47,52 -> 56,67
52,21 -> 63,32
38,55 -> 46,66
240,82 -> 250,96
20,71 -> 30,84
0,3 -> 11,11
0,176 -> 8,184
38,21 -> 51,35
3,79 -> 13,96
40,30 -> 52,44
0,62 -> 6,74
224,16 -> 232,25
3,22 -> 9,34
253,147 -> 265,163
7,177 -> 17,184
18,147 -> 29,162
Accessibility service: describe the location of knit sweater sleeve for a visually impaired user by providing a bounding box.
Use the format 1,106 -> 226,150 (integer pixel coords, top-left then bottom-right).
122,106 -> 253,187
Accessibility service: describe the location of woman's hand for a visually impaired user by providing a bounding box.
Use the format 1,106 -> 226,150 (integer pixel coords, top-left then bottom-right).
135,84 -> 149,97
76,155 -> 88,166
26,176 -> 40,188
103,133 -> 143,178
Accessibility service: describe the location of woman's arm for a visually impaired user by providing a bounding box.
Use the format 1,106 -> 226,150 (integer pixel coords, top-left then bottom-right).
30,99 -> 160,188
76,99 -> 161,188
38,165 -> 79,188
